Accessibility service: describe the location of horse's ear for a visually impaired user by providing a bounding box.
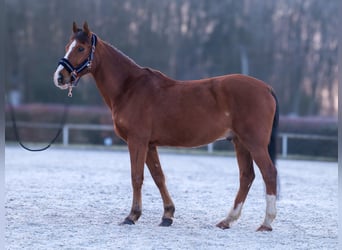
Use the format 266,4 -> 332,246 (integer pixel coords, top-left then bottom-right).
83,22 -> 90,36
73,22 -> 78,33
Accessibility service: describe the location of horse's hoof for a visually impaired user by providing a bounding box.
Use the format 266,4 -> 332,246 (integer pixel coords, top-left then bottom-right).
256,225 -> 272,232
159,218 -> 173,227
120,218 -> 135,225
216,220 -> 230,230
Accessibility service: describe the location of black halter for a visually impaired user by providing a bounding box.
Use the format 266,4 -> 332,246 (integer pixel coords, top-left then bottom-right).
58,34 -> 97,86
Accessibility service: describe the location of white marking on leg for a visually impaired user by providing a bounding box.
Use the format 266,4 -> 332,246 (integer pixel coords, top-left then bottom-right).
226,202 -> 243,223
262,194 -> 276,227
53,40 -> 77,87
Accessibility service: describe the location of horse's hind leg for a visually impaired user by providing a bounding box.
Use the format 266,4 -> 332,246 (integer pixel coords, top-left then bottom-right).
250,148 -> 277,231
146,146 -> 175,226
217,138 -> 255,229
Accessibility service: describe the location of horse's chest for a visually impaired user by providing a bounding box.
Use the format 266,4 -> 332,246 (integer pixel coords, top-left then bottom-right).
113,114 -> 147,141
113,116 -> 129,141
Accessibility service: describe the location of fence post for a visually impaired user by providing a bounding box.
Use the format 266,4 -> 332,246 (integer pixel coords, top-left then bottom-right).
282,134 -> 288,158
63,125 -> 69,146
208,143 -> 214,153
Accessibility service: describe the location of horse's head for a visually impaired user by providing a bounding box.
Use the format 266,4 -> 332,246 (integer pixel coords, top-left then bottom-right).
53,22 -> 97,91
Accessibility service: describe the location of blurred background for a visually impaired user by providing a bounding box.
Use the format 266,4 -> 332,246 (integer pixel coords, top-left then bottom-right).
4,0 -> 338,159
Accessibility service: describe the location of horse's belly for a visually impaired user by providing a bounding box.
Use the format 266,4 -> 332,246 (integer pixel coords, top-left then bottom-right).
152,120 -> 233,148
151,91 -> 233,147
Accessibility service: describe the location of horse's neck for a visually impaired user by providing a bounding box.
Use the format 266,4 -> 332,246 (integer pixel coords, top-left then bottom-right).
91,40 -> 143,109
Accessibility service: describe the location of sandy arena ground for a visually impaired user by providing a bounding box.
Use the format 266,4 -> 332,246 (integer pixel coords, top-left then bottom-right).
5,145 -> 337,249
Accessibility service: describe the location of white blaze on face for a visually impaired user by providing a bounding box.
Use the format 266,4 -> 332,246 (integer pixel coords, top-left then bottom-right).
53,40 -> 77,88
64,40 -> 77,59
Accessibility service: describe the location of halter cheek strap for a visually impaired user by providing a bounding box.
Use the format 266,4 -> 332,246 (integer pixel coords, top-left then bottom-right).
58,34 -> 97,85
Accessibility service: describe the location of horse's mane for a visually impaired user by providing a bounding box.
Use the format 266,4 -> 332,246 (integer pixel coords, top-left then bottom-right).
73,31 -> 136,66
103,40 -> 139,67
143,67 -> 172,81
99,36 -> 174,84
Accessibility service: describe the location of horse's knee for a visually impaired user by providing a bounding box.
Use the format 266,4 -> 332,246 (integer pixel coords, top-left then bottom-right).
132,176 -> 144,189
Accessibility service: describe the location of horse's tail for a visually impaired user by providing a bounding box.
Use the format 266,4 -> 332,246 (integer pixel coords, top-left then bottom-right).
268,89 -> 279,165
268,89 -> 280,199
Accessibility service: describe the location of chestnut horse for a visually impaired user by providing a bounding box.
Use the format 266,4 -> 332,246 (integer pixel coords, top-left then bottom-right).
54,22 -> 279,231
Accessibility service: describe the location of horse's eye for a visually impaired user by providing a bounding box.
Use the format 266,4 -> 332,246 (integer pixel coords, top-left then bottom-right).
78,47 -> 85,52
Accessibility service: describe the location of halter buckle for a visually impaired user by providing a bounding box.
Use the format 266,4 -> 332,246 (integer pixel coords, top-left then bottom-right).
71,70 -> 77,78
68,86 -> 73,97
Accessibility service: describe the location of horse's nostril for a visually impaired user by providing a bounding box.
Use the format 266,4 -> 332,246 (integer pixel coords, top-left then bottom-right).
57,73 -> 63,84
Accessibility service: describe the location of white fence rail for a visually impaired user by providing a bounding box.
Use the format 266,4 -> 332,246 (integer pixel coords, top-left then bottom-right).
6,122 -> 337,158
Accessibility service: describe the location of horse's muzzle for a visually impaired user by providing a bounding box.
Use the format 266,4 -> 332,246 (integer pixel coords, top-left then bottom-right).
57,73 -> 64,85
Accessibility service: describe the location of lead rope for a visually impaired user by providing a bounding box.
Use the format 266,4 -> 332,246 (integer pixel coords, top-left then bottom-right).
8,95 -> 71,152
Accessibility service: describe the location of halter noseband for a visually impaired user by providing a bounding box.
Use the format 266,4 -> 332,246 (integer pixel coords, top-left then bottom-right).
58,34 -> 97,86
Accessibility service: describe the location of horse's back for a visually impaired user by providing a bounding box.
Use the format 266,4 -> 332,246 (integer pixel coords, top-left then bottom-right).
147,73 -> 275,147
170,73 -> 275,119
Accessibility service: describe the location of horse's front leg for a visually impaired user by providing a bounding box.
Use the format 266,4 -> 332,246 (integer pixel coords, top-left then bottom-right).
120,139 -> 148,225
146,146 -> 175,226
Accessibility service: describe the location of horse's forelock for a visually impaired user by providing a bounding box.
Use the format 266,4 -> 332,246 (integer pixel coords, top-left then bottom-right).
73,30 -> 90,44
